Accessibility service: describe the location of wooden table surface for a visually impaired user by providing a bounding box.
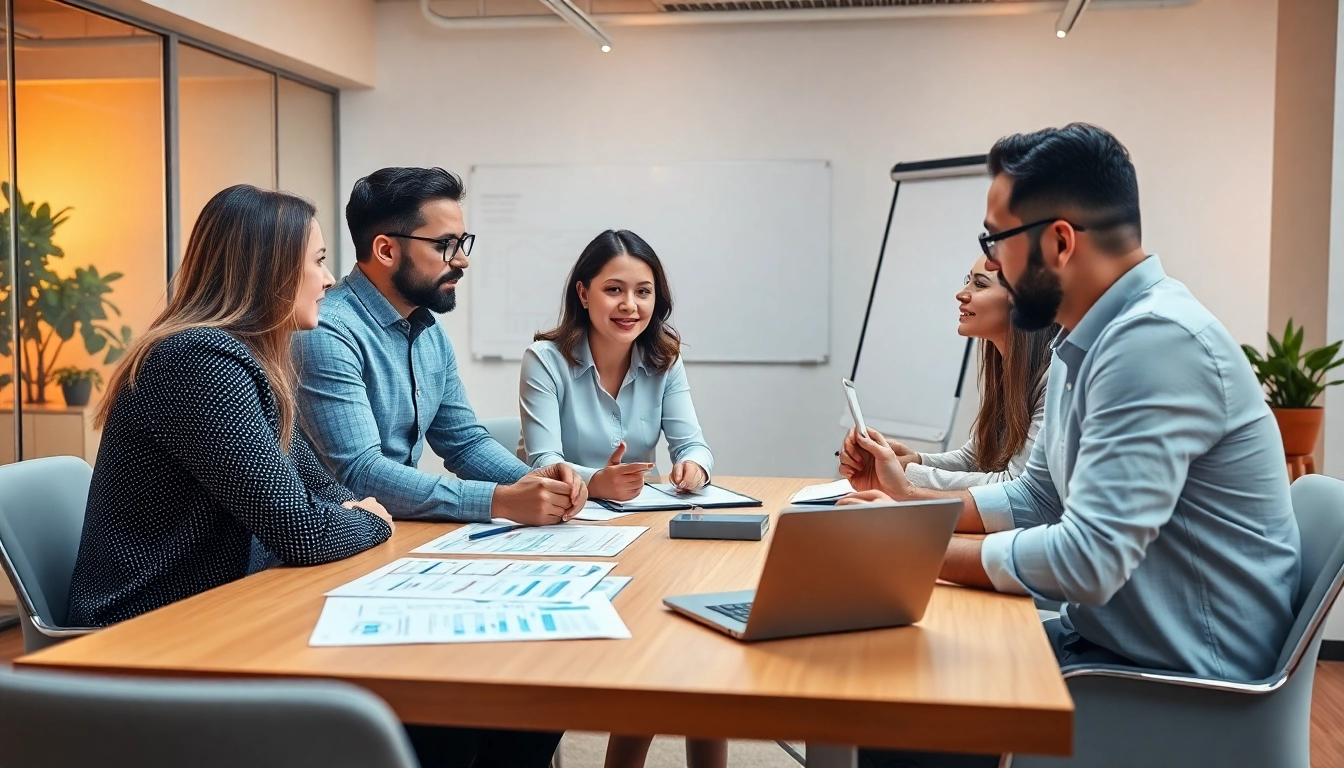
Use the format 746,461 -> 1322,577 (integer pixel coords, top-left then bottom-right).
17,477 -> 1073,756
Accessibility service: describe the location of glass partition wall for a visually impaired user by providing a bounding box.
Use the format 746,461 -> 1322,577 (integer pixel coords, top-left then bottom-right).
0,0 -> 338,469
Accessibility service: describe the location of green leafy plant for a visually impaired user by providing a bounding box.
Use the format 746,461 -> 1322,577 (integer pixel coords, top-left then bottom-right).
50,366 -> 104,391
1242,319 -> 1344,408
0,184 -> 132,404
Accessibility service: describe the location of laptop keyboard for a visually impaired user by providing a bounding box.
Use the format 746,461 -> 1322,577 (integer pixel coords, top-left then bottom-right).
708,602 -> 753,623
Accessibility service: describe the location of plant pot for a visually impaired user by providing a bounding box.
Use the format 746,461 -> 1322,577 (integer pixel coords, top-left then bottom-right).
1272,407 -> 1324,456
61,380 -> 92,408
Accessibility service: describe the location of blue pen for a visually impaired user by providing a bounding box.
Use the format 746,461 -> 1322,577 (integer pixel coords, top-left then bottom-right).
467,524 -> 524,541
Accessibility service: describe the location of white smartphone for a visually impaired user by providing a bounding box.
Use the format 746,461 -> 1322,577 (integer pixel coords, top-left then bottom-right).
841,378 -> 868,437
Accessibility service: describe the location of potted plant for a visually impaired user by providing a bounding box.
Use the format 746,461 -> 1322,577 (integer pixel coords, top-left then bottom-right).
0,184 -> 132,404
51,366 -> 103,408
1242,319 -> 1344,456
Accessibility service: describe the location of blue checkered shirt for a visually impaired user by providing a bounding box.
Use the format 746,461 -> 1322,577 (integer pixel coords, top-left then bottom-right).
294,267 -> 529,522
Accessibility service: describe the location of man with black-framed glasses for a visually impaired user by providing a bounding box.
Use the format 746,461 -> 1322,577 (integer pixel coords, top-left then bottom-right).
293,167 -> 575,766
841,124 -> 1300,767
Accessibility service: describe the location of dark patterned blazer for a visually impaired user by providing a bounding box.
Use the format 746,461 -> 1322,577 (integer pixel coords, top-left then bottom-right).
68,327 -> 391,627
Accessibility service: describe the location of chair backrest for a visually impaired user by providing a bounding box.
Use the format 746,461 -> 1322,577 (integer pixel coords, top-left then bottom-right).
0,456 -> 92,629
1275,474 -> 1344,675
0,667 -> 419,768
479,416 -> 525,461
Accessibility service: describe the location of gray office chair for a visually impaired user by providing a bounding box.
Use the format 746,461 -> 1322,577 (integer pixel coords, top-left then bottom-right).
1011,473 -> 1344,768
0,455 -> 100,653
480,415 -> 526,461
0,666 -> 419,767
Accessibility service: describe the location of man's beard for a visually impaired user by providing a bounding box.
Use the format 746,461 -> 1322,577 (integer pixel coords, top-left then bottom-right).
392,259 -> 463,314
999,239 -> 1063,331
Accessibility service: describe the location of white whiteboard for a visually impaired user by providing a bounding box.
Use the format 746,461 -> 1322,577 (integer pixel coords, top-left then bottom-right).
851,163 -> 989,444
468,162 -> 830,362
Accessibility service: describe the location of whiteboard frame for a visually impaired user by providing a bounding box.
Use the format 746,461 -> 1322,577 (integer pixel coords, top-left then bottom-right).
848,154 -> 987,450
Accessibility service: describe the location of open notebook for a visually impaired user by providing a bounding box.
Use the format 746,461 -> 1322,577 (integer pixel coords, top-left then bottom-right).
595,483 -> 763,513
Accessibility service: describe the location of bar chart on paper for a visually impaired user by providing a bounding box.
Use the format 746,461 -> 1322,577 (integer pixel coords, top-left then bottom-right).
413,525 -> 647,558
308,594 -> 631,646
325,558 -> 616,603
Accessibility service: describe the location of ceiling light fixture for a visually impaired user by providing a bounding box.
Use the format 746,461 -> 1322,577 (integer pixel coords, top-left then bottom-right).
1055,0 -> 1092,38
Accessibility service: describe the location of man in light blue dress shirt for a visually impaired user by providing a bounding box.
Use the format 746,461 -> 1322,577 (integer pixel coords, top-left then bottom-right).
295,167 -> 586,530
843,124 -> 1299,768
296,168 -> 582,767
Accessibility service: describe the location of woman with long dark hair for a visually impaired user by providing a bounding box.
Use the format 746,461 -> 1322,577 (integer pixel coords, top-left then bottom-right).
520,229 -> 713,501
519,229 -> 723,768
68,185 -> 393,627
840,255 -> 1057,491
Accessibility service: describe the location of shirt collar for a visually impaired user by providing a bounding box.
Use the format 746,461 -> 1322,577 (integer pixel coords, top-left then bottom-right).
572,334 -> 650,379
1059,254 -> 1166,360
345,266 -> 410,330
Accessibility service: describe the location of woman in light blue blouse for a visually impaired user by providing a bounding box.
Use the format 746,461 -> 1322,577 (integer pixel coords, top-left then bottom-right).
519,229 -> 724,768
520,229 -> 714,502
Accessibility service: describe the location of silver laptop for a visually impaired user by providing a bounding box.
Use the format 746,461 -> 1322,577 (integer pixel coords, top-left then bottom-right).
663,499 -> 961,641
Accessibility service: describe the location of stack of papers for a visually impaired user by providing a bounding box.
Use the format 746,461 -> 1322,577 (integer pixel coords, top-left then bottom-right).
788,479 -> 855,505
309,555 -> 636,647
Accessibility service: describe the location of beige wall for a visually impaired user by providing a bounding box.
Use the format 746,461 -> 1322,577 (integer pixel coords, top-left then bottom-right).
1269,0 -> 1337,466
93,0 -> 377,88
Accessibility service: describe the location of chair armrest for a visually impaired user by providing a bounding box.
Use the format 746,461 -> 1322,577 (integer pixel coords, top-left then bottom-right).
28,616 -> 99,639
1061,663 -> 1288,695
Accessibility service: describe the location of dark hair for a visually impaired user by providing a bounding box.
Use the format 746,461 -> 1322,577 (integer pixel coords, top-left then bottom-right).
973,320 -> 1058,472
100,185 -> 317,451
345,167 -> 464,263
987,123 -> 1141,255
535,230 -> 681,374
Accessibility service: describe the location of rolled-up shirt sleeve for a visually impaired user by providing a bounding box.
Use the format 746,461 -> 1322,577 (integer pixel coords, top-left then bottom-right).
977,316 -> 1224,605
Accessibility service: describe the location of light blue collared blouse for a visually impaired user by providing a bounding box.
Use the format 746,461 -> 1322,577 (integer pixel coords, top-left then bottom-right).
971,256 -> 1300,682
520,336 -> 714,482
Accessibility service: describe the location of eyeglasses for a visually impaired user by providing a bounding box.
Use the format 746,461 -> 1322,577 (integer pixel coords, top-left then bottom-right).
978,218 -> 1086,259
385,232 -> 475,263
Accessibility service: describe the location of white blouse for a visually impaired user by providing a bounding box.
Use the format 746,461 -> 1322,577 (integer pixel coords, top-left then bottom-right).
904,394 -> 1046,491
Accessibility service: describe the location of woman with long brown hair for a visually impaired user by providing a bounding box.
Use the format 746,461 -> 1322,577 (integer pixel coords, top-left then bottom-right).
67,184 -> 393,627
520,229 -> 713,501
839,255 -> 1057,492
518,229 -> 722,768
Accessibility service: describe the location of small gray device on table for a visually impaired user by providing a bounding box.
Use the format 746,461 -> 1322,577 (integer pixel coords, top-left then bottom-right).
669,513 -> 769,541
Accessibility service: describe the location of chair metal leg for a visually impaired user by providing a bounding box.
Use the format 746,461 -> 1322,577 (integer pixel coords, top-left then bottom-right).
806,743 -> 857,768
776,740 -> 806,765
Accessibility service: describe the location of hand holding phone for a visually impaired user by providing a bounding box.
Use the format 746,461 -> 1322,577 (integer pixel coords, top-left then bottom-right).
842,378 -> 867,435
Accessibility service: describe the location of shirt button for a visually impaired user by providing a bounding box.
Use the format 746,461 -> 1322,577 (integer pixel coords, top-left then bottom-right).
1066,383 -> 1072,391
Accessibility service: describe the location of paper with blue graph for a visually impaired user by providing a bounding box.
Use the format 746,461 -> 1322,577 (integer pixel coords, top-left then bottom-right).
325,558 -> 615,604
308,593 -> 630,647
413,524 -> 647,558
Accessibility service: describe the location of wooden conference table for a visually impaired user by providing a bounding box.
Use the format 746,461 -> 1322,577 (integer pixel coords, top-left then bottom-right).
17,477 -> 1073,765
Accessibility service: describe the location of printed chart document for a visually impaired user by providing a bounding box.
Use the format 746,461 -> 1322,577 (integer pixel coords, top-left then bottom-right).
326,558 -> 615,603
573,501 -> 632,522
788,478 -> 855,505
309,593 -> 631,647
413,524 -> 647,558
591,576 -> 633,601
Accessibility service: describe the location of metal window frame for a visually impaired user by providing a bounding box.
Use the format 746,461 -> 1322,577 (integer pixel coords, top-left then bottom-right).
2,0 -> 342,459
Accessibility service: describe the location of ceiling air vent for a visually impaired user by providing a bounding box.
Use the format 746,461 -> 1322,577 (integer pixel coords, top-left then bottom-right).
657,0 -> 1030,12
